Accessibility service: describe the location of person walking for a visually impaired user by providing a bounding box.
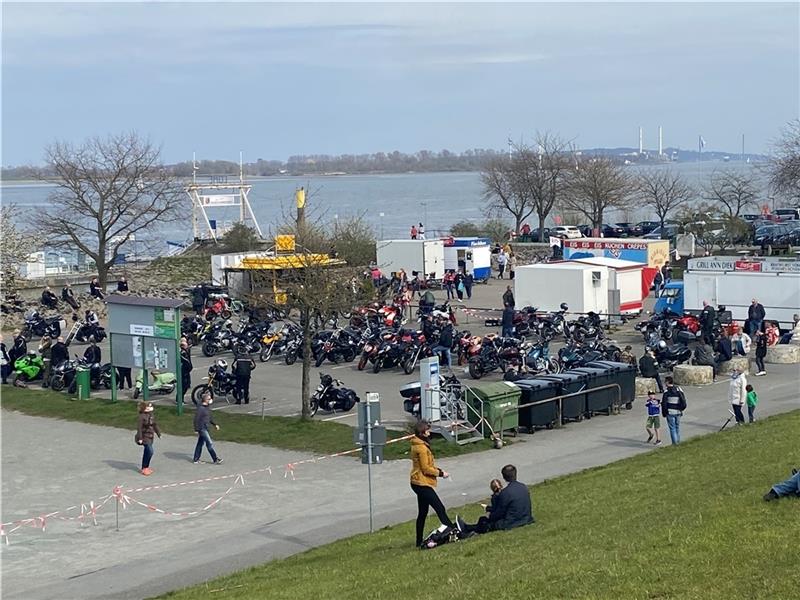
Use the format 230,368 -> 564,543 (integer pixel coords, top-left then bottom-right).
443,271 -> 455,300
652,269 -> 663,298
754,329 -> 768,376
454,271 -> 465,302
463,272 -> 473,300
89,277 -> 105,300
700,300 -> 716,345
233,353 -> 256,404
117,276 -> 129,293
747,298 -> 766,337
496,250 -> 507,279
136,401 -> 162,476
639,349 -> 664,393
661,376 -> 687,445
410,420 -> 454,548
728,367 -> 747,425
61,283 -> 80,310
508,252 -> 517,280
644,390 -> 662,445
418,223 -> 425,240
38,336 -> 53,388
502,285 -> 515,308
117,366 -> 133,390
179,340 -> 193,400
410,224 -> 418,240
0,335 -> 10,384
745,384 -> 758,423
501,304 -> 515,337
193,392 -> 223,464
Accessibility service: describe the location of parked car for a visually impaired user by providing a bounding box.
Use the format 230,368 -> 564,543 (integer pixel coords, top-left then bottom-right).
754,224 -> 793,247
741,214 -> 761,223
615,222 -> 643,237
643,224 -> 680,240
775,207 -> 800,221
575,223 -> 626,238
552,225 -> 583,239
635,221 -> 660,235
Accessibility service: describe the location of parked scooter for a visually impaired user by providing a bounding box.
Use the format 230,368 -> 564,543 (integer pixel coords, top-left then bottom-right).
133,370 -> 177,399
309,373 -> 360,417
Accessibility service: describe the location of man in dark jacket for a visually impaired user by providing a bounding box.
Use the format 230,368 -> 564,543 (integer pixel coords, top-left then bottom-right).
83,341 -> 101,365
693,342 -> 719,381
117,277 -> 129,293
501,305 -> 515,337
193,392 -> 222,464
41,287 -> 58,310
716,330 -> 733,362
458,464 -> 534,535
463,272 -> 474,300
180,341 -> 193,400
700,300 -> 716,345
191,285 -> 205,315
8,331 -> 27,367
638,349 -> 663,392
430,321 -> 453,367
747,298 -> 766,337
502,286 -> 515,308
1,335 -> 10,384
661,376 -> 687,445
233,354 -> 256,404
50,336 -> 69,368
61,283 -> 80,310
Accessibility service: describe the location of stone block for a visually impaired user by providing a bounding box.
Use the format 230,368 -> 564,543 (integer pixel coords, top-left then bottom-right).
718,356 -> 750,375
635,377 -> 659,396
766,345 -> 800,364
672,364 -> 714,386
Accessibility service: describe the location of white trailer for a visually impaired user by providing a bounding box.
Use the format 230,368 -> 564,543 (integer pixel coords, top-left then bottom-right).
376,239 -> 445,280
442,237 -> 492,281
683,256 -> 800,328
514,262 -> 610,314
571,256 -> 646,315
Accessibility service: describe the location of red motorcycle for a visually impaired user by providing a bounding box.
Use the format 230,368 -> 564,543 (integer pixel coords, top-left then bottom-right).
204,295 -> 233,321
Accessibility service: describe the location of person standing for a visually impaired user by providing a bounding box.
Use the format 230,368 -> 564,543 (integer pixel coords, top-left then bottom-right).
443,271 -> 455,300
61,283 -> 80,310
50,336 -> 69,372
508,252 -> 517,280
652,269 -> 663,298
38,336 -> 53,388
136,401 -> 162,476
747,298 -> 766,337
639,349 -> 664,393
454,271 -> 464,302
700,300 -> 716,345
754,329 -> 767,376
661,376 -> 687,445
728,367 -> 747,425
745,384 -> 758,423
193,392 -> 223,464
179,340 -> 193,400
502,285 -> 515,308
191,285 -> 205,316
410,420 -> 454,547
89,277 -> 105,300
418,223 -> 425,240
410,224 -> 418,240
430,321 -> 453,368
117,276 -> 129,293
501,304 -> 515,337
117,365 -> 133,390
496,250 -> 507,279
0,335 -> 10,384
233,353 -> 256,404
463,272 -> 473,300
644,391 -> 663,445
9,331 -> 27,366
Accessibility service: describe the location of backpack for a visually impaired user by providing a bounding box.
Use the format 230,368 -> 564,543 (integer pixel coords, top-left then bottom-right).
421,525 -> 458,549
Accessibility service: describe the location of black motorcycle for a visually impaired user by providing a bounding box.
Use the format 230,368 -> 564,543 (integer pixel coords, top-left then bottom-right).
21,311 -> 65,341
284,329 -> 327,366
372,330 -> 415,373
533,307 -> 568,342
191,365 -> 240,404
314,328 -> 360,366
468,336 -> 524,379
649,339 -> 692,370
201,321 -> 237,357
50,356 -> 112,392
309,373 -> 360,417
75,320 -> 107,343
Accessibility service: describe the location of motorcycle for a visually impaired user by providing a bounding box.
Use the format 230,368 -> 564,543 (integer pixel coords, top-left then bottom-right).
648,339 -> 692,371
357,327 -> 393,371
203,294 -> 233,320
12,353 -> 44,386
259,324 -> 295,363
400,373 -> 465,420
133,371 -> 177,399
638,310 -> 678,342
533,306 -> 568,342
181,315 -> 208,346
468,335 -> 525,379
566,312 -> 604,342
50,357 -> 112,391
69,319 -> 107,344
372,329 -> 416,373
400,330 -> 430,375
309,373 -> 360,417
283,329 -> 327,366
315,328 -> 360,366
21,311 -> 65,341
524,342 -> 561,375
200,320 -> 237,357
191,364 -> 239,404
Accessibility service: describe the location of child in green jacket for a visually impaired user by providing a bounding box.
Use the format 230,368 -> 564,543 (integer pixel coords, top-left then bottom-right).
746,384 -> 758,423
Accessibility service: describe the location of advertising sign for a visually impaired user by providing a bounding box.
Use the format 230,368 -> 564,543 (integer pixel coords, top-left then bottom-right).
201,194 -> 237,206
154,307 -> 176,338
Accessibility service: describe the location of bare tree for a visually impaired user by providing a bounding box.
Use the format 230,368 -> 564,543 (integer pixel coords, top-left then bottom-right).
36,132 -> 182,287
767,119 -> 800,203
677,202 -> 750,254
0,205 -> 36,294
562,157 -> 634,230
481,155 -> 533,234
703,169 -> 758,217
636,169 -> 695,232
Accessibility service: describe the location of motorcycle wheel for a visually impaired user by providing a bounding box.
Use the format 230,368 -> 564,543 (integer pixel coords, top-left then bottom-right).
372,358 -> 382,374
314,353 -> 325,368
357,353 -> 368,371
103,378 -> 112,390
572,329 -> 585,343
403,356 -> 416,375
662,328 -> 673,340
50,377 -> 65,392
309,397 -> 319,417
468,361 -> 483,379
259,345 -> 273,363
202,343 -> 217,357
233,343 -> 249,356
133,388 -> 140,399
192,384 -> 210,405
285,351 -> 297,366
221,310 -> 232,320
547,357 -> 561,374
343,348 -> 356,362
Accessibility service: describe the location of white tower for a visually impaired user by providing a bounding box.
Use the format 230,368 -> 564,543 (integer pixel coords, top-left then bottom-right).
639,127 -> 643,155
658,126 -> 663,156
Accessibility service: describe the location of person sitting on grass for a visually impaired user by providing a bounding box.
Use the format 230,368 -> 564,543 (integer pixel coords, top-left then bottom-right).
764,468 -> 799,501
457,464 -> 534,535
456,479 -> 504,536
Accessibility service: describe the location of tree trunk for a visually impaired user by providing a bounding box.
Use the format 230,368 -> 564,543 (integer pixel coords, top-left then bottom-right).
96,258 -> 110,289
538,212 -> 547,244
300,311 -> 312,420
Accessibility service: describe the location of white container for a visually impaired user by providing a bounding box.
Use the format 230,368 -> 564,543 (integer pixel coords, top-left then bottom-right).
570,256 -> 646,315
376,239 -> 445,280
514,262 -> 610,314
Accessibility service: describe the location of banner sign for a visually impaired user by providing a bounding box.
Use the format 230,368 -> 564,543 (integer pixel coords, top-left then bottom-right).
688,257 -> 800,274
201,194 -> 237,206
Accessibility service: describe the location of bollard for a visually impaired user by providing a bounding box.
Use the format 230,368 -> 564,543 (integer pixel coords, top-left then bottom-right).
261,398 -> 266,420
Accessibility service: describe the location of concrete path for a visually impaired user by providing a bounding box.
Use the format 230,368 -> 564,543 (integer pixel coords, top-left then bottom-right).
2,363 -> 798,600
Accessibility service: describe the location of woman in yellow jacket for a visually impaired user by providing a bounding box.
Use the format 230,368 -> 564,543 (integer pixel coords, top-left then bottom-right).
410,420 -> 454,547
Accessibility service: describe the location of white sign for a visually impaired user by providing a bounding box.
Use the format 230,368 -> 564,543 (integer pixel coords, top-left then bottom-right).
130,324 -> 155,336
549,236 -> 562,247
201,194 -> 237,206
161,308 -> 175,322
132,336 -> 142,365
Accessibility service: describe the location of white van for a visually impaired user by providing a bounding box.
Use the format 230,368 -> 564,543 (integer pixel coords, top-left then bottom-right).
775,208 -> 800,221
553,225 -> 583,239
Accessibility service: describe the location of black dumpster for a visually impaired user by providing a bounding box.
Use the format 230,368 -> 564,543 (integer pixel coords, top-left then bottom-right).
588,360 -> 636,409
567,367 -> 616,416
514,379 -> 560,432
535,372 -> 589,423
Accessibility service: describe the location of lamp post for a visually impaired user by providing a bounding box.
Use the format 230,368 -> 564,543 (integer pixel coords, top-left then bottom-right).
379,212 -> 385,240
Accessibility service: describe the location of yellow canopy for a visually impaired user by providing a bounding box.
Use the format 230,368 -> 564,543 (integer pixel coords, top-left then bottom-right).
234,254 -> 346,271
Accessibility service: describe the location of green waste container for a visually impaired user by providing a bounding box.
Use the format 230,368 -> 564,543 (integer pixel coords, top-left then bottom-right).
465,381 -> 520,436
74,368 -> 91,400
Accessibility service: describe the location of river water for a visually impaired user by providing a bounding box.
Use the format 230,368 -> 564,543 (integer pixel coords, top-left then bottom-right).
1,161 -> 765,246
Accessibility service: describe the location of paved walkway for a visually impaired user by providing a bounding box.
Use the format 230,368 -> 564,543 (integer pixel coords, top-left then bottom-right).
2,364 -> 798,599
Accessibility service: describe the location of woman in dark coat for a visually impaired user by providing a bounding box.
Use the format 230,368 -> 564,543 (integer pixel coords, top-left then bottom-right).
136,401 -> 162,476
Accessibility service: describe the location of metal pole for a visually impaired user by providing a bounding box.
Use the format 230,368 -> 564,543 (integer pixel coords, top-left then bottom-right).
115,495 -> 119,531
366,399 -> 374,533
261,398 -> 265,420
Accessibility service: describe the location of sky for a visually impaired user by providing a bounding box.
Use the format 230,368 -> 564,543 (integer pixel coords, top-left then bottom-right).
1,1 -> 798,165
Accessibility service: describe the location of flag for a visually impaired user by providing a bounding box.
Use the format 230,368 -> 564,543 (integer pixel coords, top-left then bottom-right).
699,136 -> 706,149
549,236 -> 562,248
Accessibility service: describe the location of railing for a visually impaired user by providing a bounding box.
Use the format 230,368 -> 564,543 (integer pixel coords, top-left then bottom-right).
496,383 -> 622,445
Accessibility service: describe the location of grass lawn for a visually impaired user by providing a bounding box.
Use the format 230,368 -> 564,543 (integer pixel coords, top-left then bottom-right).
157,410 -> 799,600
0,386 -> 491,459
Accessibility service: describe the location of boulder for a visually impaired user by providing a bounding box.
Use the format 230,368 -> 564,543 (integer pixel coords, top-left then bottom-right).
766,345 -> 800,364
635,377 -> 659,397
672,364 -> 714,386
718,356 -> 750,375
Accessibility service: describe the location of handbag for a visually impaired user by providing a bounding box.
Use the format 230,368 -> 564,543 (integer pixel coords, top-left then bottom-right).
457,282 -> 466,293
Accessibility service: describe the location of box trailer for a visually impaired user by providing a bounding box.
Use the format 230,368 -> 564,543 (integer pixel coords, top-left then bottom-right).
562,238 -> 670,269
670,256 -> 800,329
514,262 -> 610,314
570,256 -> 647,315
442,237 -> 492,281
375,239 -> 445,280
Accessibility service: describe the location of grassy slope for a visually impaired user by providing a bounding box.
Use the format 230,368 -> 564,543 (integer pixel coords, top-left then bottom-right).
0,386 -> 491,459
158,410 -> 799,600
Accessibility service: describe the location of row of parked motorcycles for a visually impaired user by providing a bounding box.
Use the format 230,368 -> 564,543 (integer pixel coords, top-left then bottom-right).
20,310 -> 107,344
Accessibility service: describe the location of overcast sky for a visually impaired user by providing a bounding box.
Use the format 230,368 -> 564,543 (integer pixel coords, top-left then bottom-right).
2,2 -> 798,165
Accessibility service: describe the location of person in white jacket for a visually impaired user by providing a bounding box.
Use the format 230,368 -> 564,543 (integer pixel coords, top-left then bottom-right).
728,367 -> 748,425
731,329 -> 752,356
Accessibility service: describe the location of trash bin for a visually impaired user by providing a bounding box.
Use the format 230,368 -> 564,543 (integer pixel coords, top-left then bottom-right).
74,368 -> 91,400
588,360 -> 636,409
465,381 -> 521,436
514,378 -> 560,431
568,367 -> 616,416
536,372 -> 588,423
